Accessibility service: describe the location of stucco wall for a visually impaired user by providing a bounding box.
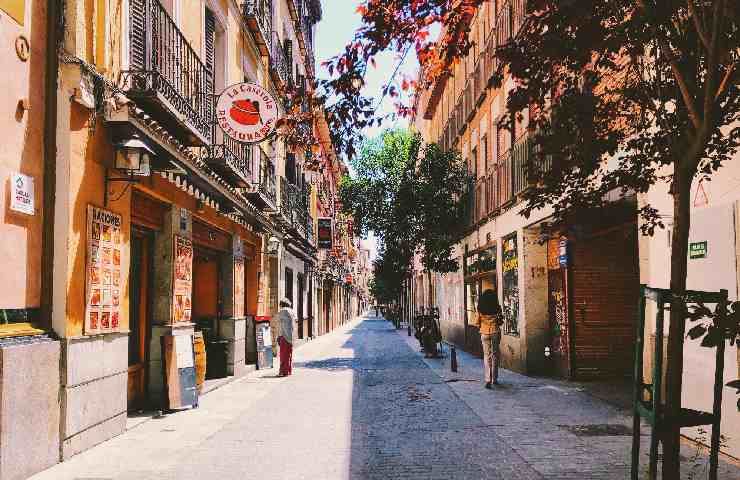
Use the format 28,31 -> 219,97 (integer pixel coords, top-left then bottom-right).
0,0 -> 46,310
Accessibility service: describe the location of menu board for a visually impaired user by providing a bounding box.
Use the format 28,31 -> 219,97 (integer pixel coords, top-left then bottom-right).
85,205 -> 123,335
162,334 -> 198,410
173,236 -> 193,324
233,257 -> 245,318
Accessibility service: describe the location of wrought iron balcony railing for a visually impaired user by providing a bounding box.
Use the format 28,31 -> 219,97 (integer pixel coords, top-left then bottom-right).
123,0 -> 213,145
270,31 -> 290,88
201,133 -> 253,188
245,148 -> 277,209
243,0 -> 272,57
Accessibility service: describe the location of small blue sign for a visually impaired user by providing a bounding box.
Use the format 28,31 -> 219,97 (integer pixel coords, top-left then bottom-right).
558,238 -> 568,267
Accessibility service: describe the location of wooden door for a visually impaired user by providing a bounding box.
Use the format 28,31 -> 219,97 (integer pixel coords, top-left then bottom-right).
128,228 -> 152,410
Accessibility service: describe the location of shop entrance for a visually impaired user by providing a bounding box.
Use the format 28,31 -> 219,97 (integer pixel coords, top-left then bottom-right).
547,238 -> 571,378
192,244 -> 225,379
128,227 -> 153,410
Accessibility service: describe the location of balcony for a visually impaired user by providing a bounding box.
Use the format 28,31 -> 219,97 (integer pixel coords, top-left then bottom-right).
278,177 -> 310,238
245,148 -> 277,209
200,134 -> 252,188
243,0 -> 272,57
122,0 -> 213,145
466,135 -> 553,226
269,31 -> 290,88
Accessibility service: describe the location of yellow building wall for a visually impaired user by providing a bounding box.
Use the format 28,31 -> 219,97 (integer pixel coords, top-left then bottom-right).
0,0 -> 46,311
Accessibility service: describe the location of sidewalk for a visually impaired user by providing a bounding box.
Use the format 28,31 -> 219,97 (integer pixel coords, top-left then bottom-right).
398,326 -> 740,479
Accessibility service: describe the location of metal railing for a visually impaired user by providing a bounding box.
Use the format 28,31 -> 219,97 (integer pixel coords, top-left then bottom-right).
242,0 -> 272,51
123,0 -> 213,143
270,31 -> 290,86
201,133 -> 253,184
255,149 -> 277,204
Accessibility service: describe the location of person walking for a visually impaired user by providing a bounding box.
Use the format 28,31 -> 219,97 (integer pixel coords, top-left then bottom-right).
277,298 -> 296,377
472,289 -> 503,389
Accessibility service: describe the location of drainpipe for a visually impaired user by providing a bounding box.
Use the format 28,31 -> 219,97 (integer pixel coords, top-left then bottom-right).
40,0 -> 60,327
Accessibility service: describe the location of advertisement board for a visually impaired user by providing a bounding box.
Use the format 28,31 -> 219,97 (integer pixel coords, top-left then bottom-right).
317,217 -> 333,249
84,205 -> 123,335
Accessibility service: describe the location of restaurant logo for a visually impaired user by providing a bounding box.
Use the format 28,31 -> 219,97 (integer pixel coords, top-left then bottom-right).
216,82 -> 278,144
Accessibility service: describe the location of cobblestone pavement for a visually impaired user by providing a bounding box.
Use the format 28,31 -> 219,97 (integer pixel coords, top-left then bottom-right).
31,315 -> 739,480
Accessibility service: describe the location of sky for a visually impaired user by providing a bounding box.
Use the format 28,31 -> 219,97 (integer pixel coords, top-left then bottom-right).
314,1 -> 420,262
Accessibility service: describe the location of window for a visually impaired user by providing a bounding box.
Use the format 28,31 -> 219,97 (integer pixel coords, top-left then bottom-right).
285,268 -> 294,306
471,146 -> 478,178
482,134 -> 488,172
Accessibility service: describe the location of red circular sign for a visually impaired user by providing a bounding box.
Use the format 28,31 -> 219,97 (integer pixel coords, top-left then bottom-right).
216,82 -> 278,144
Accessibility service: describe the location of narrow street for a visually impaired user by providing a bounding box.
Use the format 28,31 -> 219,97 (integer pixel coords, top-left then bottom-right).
31,314 -> 739,480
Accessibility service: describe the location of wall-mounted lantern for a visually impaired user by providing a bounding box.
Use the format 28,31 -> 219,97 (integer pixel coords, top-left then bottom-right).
105,133 -> 155,205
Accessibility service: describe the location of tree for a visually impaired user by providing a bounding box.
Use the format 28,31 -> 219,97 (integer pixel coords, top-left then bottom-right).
339,130 -> 469,301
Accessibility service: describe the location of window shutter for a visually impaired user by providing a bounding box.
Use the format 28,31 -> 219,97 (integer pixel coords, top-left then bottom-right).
204,9 -> 216,94
284,40 -> 293,86
129,0 -> 147,70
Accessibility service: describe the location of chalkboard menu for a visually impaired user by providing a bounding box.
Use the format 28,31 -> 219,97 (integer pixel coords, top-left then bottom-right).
162,334 -> 198,410
255,320 -> 274,370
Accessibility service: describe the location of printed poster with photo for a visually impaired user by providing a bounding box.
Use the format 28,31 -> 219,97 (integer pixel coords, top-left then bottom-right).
173,235 -> 193,324
233,257 -> 245,318
85,205 -> 123,335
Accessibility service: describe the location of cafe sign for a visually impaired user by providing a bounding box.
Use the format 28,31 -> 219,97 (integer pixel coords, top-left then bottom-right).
216,82 -> 278,144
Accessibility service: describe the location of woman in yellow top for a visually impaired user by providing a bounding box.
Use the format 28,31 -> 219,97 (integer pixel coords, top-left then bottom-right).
472,289 -> 503,389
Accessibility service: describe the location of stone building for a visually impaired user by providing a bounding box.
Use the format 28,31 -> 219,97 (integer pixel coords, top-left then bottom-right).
412,0 -> 640,379
0,0 -> 368,478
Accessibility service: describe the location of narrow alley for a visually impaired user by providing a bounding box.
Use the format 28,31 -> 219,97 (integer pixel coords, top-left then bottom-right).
29,314 -> 739,480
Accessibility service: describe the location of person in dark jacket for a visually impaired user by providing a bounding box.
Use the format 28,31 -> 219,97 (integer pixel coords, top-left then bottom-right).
472,289 -> 503,388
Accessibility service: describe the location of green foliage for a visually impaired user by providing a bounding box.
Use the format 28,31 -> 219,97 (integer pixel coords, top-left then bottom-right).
340,129 -> 469,300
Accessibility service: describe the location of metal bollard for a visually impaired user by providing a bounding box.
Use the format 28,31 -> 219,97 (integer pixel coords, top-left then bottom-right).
450,345 -> 458,372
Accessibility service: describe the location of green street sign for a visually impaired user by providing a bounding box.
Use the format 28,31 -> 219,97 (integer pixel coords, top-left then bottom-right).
689,241 -> 707,259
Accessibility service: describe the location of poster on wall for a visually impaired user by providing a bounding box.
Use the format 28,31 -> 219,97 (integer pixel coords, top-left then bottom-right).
233,257 -> 245,318
502,233 -> 519,335
317,218 -> 333,249
85,205 -> 123,335
173,236 -> 193,324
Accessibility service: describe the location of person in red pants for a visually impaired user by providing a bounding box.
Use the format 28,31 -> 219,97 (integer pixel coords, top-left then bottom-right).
277,298 -> 295,376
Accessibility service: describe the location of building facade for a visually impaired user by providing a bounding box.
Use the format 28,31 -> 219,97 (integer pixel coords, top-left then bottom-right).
0,0 -> 368,478
413,0 -> 640,379
412,0 -> 739,458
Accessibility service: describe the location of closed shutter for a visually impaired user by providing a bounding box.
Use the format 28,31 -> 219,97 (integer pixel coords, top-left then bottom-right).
204,9 -> 216,93
129,0 -> 147,70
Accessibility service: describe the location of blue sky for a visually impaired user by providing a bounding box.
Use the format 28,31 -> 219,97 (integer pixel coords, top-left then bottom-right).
314,1 -> 420,260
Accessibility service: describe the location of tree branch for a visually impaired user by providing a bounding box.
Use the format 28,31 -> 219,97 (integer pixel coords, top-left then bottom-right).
636,0 -> 703,131
687,1 -> 711,51
715,63 -> 736,101
701,0 -> 725,138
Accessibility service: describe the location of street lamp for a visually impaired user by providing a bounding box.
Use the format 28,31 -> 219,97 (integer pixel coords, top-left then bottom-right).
266,235 -> 280,256
105,133 -> 155,205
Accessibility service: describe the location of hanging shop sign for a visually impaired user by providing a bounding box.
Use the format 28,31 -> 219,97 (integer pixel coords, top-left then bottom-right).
10,172 -> 34,215
216,82 -> 278,144
317,217 -> 333,249
84,205 -> 123,335
689,241 -> 708,259
173,236 -> 193,324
